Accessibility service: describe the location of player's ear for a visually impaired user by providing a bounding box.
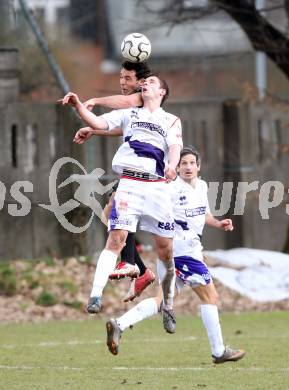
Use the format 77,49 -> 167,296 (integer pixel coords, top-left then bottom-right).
160,88 -> 166,97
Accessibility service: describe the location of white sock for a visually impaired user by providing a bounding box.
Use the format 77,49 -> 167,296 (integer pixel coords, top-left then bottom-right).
90,249 -> 117,298
117,298 -> 158,331
200,304 -> 225,357
158,258 -> 175,310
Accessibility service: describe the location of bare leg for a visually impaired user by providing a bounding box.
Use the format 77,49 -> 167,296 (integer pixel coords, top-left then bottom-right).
154,235 -> 175,310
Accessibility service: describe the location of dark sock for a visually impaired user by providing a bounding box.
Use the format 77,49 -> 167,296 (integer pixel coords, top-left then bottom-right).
120,232 -> 135,265
134,248 -> 147,276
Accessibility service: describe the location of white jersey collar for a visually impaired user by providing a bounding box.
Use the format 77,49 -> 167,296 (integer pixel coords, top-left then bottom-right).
177,176 -> 201,190
141,106 -> 164,115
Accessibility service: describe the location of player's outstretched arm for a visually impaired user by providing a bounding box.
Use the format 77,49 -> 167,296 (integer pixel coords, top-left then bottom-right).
73,126 -> 123,144
205,213 -> 234,231
83,92 -> 142,110
73,127 -> 93,144
60,92 -> 109,130
93,127 -> 123,137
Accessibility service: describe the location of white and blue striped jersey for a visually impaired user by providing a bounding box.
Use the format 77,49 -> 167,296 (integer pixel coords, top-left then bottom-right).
170,176 -> 210,260
101,106 -> 182,177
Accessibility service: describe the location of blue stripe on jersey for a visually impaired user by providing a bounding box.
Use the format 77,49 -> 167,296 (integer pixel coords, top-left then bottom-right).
174,256 -> 211,283
128,139 -> 165,177
174,219 -> 189,230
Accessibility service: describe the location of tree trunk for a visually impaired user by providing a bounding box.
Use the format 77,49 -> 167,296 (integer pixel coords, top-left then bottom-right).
213,0 -> 289,78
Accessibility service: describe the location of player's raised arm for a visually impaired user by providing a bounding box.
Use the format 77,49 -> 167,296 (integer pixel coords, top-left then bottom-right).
83,92 -> 142,111
92,127 -> 123,137
60,92 -> 109,130
73,127 -> 123,144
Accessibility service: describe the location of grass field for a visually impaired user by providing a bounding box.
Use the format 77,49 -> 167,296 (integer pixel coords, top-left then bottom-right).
0,311 -> 289,389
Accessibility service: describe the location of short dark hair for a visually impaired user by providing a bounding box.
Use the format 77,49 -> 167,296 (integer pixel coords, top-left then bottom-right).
122,61 -> 152,80
158,77 -> 169,106
148,73 -> 169,106
180,146 -> 201,166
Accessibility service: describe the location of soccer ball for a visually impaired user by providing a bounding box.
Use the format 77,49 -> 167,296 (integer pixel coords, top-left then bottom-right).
121,33 -> 151,63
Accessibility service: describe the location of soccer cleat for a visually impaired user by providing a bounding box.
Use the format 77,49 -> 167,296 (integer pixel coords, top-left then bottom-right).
86,296 -> 102,314
162,307 -> 176,334
212,346 -> 245,364
109,261 -> 140,280
106,319 -> 122,355
123,269 -> 156,302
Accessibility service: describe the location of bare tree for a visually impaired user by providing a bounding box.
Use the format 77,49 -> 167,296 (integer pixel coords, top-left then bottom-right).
139,0 -> 289,78
212,1 -> 289,78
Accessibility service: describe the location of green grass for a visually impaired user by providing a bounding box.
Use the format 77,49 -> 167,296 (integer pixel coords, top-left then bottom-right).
0,312 -> 289,389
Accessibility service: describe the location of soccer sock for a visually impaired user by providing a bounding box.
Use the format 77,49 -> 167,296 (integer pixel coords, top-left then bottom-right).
134,249 -> 146,276
90,249 -> 117,298
159,258 -> 175,310
200,304 -> 225,357
117,298 -> 158,331
120,232 -> 135,265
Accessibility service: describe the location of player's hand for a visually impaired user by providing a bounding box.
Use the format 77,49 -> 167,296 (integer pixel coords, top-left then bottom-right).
219,219 -> 234,231
58,92 -> 81,107
73,128 -> 94,144
83,98 -> 96,111
164,165 -> 177,183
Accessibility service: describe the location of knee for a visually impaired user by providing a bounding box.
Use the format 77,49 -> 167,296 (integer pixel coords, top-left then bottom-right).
106,231 -> 126,252
203,289 -> 219,305
196,282 -> 220,305
209,290 -> 219,305
157,243 -> 173,261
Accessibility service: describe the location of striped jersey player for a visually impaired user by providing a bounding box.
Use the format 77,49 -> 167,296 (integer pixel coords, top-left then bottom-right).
60,75 -> 183,332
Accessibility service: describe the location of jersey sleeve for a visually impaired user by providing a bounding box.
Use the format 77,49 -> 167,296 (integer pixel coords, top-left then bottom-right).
166,116 -> 183,148
100,109 -> 125,131
203,181 -> 211,214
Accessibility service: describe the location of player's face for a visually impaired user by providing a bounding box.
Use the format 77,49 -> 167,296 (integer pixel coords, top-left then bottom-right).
178,154 -> 200,182
120,68 -> 141,95
141,76 -> 165,101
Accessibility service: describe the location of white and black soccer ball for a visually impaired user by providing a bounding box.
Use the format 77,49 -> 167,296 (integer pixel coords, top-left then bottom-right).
121,33 -> 151,63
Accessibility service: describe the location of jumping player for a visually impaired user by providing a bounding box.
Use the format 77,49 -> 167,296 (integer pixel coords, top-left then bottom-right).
61,74 -> 183,332
69,61 -> 156,303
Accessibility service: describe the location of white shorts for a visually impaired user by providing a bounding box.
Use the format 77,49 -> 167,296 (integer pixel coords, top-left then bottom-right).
108,177 -> 174,238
